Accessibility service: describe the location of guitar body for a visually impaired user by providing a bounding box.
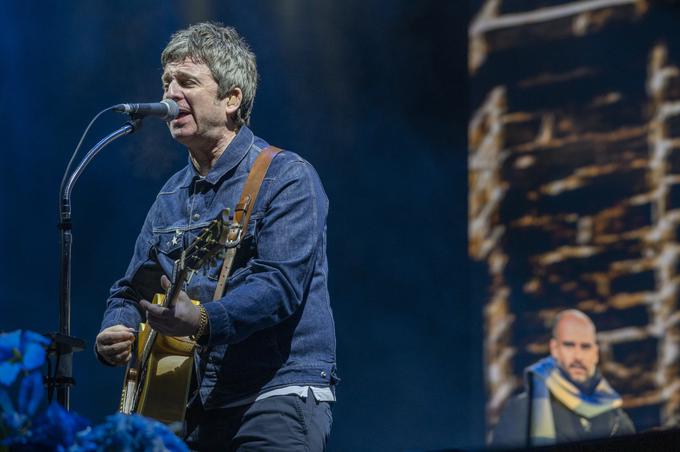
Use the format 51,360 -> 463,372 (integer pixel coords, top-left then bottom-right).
120,293 -> 198,425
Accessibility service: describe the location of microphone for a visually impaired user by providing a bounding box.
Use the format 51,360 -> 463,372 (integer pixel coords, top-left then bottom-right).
113,99 -> 179,120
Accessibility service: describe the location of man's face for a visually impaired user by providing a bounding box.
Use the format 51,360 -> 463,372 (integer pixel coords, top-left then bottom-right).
161,59 -> 230,147
550,316 -> 599,383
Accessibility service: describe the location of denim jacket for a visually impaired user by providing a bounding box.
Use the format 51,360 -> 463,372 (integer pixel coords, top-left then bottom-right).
99,126 -> 338,408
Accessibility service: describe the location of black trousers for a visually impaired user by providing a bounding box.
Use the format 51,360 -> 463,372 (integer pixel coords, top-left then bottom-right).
185,390 -> 333,451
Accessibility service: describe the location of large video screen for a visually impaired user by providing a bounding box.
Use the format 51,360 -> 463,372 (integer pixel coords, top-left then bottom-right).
470,0 -> 680,447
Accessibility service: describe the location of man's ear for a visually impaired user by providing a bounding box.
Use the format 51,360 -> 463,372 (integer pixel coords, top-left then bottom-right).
549,338 -> 558,358
225,88 -> 242,115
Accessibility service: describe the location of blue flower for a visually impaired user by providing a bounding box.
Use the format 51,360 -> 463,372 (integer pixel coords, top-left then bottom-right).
75,413 -> 188,452
19,401 -> 91,451
0,371 -> 47,446
18,370 -> 44,418
0,330 -> 50,386
0,330 -> 187,452
0,386 -> 28,433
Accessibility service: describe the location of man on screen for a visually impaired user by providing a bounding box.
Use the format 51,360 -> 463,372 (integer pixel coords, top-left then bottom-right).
491,309 -> 634,448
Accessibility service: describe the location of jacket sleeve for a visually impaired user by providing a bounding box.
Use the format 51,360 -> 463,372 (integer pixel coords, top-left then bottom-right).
202,158 -> 328,345
615,408 -> 636,436
99,202 -> 163,333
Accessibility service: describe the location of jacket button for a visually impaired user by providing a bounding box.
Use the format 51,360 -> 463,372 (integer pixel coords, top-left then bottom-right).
192,213 -> 200,221
321,371 -> 327,378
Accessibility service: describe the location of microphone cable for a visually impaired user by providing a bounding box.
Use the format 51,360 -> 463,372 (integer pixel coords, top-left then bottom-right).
58,106 -> 116,202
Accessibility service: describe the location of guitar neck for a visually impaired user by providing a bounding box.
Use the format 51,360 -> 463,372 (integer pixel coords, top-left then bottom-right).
163,266 -> 189,306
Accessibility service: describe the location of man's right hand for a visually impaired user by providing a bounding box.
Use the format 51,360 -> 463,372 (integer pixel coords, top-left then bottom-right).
96,325 -> 136,366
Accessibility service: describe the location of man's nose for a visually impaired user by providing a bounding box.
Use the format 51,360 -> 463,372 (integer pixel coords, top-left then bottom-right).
573,347 -> 585,360
166,80 -> 182,99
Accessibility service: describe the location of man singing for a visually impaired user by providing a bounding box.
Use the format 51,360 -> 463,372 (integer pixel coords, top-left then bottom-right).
491,309 -> 634,447
94,22 -> 337,451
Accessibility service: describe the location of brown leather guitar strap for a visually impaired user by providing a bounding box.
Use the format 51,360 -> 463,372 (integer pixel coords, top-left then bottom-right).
212,145 -> 281,301
187,146 -> 280,438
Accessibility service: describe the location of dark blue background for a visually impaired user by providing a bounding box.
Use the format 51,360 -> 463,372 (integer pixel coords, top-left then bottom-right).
1,2 -> 478,450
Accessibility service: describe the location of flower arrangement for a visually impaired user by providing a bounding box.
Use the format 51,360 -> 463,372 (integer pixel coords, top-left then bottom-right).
0,330 -> 188,451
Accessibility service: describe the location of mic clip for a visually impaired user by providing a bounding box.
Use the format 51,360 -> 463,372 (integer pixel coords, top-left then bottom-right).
125,115 -> 144,132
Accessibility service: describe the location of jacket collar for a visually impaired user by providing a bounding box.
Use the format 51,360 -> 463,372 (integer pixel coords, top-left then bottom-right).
181,126 -> 254,187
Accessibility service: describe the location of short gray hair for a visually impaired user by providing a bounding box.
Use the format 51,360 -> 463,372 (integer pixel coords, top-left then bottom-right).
161,22 -> 258,127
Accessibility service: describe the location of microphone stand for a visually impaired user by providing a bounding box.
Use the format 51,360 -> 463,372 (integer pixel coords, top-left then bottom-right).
51,116 -> 143,410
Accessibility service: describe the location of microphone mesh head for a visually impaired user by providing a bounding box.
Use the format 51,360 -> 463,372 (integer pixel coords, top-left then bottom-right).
161,99 -> 180,120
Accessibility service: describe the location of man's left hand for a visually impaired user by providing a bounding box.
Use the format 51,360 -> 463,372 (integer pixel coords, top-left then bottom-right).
139,275 -> 201,337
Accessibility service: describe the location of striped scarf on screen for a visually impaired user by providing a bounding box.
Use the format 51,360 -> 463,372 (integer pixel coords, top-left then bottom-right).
526,356 -> 622,446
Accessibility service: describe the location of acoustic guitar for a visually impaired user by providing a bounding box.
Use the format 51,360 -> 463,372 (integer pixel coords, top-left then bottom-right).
119,208 -> 234,424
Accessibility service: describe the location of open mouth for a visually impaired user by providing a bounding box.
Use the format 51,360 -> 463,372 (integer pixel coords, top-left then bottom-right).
170,110 -> 191,123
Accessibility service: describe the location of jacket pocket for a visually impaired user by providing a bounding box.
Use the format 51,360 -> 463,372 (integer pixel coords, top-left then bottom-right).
153,230 -> 184,260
